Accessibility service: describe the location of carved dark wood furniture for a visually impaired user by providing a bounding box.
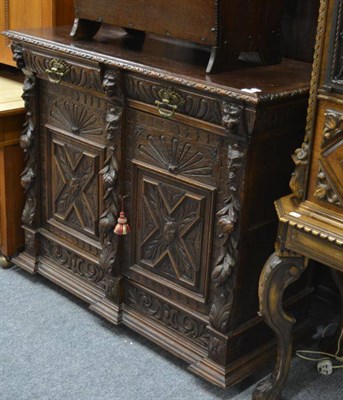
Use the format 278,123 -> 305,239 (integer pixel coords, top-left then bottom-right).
0,70 -> 25,267
253,0 -> 343,398
70,0 -> 284,73
3,25 -> 313,388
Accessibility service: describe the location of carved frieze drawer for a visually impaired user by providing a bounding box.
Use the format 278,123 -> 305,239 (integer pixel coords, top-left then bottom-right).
23,49 -> 103,92
125,74 -> 222,125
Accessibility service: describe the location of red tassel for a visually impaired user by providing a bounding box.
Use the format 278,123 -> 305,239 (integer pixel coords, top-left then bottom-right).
114,196 -> 131,235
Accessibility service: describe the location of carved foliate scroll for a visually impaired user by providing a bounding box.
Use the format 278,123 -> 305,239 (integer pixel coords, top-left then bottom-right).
12,43 -> 39,228
99,69 -> 123,301
208,142 -> 247,361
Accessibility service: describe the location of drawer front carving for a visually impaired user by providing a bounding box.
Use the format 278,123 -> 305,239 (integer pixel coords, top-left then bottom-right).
24,50 -> 103,92
125,74 -> 222,125
313,108 -> 343,207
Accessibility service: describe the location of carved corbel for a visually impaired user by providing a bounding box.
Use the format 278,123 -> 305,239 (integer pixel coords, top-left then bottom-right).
102,68 -> 123,98
11,43 -> 25,70
222,102 -> 244,136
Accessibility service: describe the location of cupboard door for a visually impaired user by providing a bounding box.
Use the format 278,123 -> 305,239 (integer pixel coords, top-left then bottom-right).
123,108 -> 221,310
38,80 -> 110,287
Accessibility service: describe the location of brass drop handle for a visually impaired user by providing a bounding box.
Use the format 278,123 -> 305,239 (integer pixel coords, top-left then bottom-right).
155,99 -> 178,119
155,88 -> 185,119
45,59 -> 70,84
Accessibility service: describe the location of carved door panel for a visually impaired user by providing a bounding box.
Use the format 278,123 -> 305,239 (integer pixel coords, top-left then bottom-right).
39,81 -> 109,275
313,107 -> 343,207
123,108 -> 221,311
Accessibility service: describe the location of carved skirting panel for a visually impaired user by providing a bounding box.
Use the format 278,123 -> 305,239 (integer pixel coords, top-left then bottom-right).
125,75 -> 222,125
41,238 -> 106,288
126,283 -> 210,349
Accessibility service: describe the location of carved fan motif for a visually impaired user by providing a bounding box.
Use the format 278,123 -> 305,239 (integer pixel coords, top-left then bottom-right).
139,179 -> 203,286
139,135 -> 212,177
50,99 -> 103,136
53,142 -> 98,233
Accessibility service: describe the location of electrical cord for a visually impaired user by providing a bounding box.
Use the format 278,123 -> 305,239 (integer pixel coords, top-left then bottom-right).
296,325 -> 343,375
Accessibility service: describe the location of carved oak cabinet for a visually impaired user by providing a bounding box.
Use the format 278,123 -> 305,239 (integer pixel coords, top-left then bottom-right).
4,26 -> 312,387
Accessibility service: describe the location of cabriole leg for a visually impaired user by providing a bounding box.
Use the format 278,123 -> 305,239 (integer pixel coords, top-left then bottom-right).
253,252 -> 307,400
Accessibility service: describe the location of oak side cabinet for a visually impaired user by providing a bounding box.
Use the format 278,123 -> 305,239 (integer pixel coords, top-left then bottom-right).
3,26 -> 314,387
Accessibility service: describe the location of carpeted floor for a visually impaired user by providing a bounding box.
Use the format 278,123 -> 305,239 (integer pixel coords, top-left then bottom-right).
1,266 -> 342,400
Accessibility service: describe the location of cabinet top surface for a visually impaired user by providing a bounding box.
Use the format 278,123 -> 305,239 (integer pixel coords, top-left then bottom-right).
3,26 -> 312,104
